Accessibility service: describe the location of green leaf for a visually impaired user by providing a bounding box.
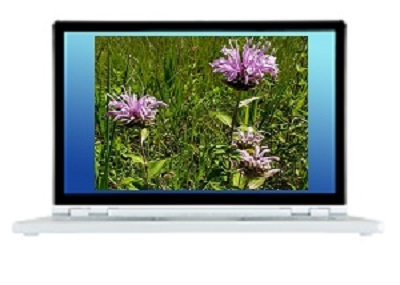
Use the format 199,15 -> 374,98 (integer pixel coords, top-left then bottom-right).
214,149 -> 227,155
212,144 -> 229,155
148,159 -> 167,178
247,177 -> 266,189
232,173 -> 246,189
239,96 -> 260,108
120,177 -> 139,190
296,64 -> 307,73
115,137 -> 121,151
140,128 -> 149,146
232,173 -> 240,187
208,182 -> 222,190
121,177 -> 135,184
122,153 -> 144,164
242,106 -> 249,125
211,112 -> 232,127
120,177 -> 144,190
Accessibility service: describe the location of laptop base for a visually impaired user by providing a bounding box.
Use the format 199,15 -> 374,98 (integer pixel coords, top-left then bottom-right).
13,216 -> 382,236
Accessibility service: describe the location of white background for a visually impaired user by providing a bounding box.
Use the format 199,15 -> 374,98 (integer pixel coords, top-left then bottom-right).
0,0 -> 398,284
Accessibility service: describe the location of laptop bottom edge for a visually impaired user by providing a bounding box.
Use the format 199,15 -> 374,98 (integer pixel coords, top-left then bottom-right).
13,216 -> 383,236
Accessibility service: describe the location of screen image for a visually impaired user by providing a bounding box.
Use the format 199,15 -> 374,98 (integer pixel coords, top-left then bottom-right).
95,36 -> 308,191
64,31 -> 336,194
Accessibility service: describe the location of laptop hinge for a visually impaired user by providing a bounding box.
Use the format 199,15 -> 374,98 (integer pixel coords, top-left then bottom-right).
68,207 -> 109,217
291,207 -> 332,217
54,206 -> 341,218
309,208 -> 331,217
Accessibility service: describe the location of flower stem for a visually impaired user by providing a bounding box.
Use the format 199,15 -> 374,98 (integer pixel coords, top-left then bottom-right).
101,121 -> 116,189
230,91 -> 242,143
227,91 -> 242,187
139,129 -> 149,189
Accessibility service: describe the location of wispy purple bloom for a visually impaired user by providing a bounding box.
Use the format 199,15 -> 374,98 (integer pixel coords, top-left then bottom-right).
107,89 -> 167,126
210,38 -> 278,90
236,145 -> 280,178
232,127 -> 264,149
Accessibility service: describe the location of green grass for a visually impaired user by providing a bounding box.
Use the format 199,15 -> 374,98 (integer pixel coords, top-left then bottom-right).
95,36 -> 308,190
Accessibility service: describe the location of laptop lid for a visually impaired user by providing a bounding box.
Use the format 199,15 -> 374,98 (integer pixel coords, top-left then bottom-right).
55,21 -> 345,206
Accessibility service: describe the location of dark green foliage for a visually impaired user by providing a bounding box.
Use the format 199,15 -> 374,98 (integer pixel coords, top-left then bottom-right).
95,36 -> 308,190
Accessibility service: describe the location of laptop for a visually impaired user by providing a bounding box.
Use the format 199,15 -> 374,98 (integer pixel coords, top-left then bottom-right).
13,21 -> 382,235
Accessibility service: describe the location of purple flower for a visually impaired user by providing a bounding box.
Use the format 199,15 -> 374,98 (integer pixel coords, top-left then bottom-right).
232,127 -> 264,149
236,145 -> 280,178
210,38 -> 278,90
107,89 -> 167,126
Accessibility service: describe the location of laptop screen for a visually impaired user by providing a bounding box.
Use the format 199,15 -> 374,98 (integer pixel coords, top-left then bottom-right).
59,22 -> 344,204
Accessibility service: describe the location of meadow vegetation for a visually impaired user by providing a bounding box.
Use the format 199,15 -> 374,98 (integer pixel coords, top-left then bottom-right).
95,36 -> 308,191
